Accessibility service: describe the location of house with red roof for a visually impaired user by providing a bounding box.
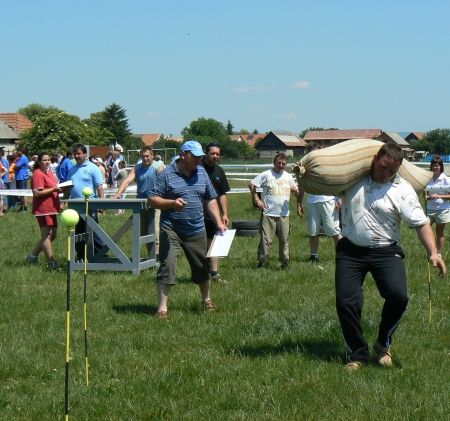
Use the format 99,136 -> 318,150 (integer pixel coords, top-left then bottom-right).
0,113 -> 33,134
229,133 -> 267,147
405,132 -> 425,142
303,129 -> 382,148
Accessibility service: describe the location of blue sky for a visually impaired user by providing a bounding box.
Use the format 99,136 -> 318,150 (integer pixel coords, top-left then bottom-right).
2,0 -> 450,135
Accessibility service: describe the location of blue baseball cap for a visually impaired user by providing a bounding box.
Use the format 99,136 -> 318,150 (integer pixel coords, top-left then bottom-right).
180,140 -> 205,157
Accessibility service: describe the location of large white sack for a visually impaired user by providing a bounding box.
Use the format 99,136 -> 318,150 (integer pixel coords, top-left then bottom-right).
292,139 -> 432,195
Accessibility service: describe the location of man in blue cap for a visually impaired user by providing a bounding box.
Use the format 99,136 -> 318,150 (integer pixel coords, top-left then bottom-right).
148,140 -> 226,320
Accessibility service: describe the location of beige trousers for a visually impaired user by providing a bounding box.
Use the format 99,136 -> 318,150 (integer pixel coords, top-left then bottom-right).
258,214 -> 290,264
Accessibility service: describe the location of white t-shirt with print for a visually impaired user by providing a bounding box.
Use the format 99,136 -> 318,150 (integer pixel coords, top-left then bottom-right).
342,175 -> 429,247
426,173 -> 450,211
251,169 -> 298,217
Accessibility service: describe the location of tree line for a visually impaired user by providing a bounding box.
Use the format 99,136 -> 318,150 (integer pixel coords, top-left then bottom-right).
18,104 -> 255,159
17,103 -> 450,158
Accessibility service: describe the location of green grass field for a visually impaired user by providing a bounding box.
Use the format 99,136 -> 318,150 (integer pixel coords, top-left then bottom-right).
0,194 -> 449,420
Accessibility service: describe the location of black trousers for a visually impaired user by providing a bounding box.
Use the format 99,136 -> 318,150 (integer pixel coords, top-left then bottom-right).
335,238 -> 409,363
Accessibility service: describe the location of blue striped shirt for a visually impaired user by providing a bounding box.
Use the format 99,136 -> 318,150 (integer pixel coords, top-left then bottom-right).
149,162 -> 217,236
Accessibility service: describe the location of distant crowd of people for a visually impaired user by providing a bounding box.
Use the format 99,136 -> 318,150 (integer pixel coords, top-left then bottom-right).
1,140 -> 447,370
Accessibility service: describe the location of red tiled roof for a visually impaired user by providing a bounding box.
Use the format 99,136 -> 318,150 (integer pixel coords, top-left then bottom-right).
410,131 -> 425,140
304,129 -> 382,141
0,113 -> 33,134
241,133 -> 266,146
136,133 -> 162,146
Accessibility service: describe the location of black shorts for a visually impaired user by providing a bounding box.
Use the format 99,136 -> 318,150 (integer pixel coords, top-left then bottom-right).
205,219 -> 217,240
16,179 -> 28,189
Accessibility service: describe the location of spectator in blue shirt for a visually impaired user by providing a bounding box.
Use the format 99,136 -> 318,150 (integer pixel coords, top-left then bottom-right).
14,146 -> 30,212
66,144 -> 105,259
148,140 -> 226,320
56,151 -> 74,183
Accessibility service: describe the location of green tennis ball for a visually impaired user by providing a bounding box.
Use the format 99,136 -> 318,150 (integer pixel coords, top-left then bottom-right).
61,209 -> 80,227
82,187 -> 93,197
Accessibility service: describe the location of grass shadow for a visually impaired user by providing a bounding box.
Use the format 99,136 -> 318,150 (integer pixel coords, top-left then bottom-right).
229,338 -> 343,362
176,276 -> 194,285
112,304 -> 157,315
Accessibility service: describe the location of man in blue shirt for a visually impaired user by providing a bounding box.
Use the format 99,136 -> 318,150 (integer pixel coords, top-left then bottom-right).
14,146 -> 30,212
66,144 -> 105,259
148,140 -> 226,320
114,145 -> 161,255
56,151 -> 74,183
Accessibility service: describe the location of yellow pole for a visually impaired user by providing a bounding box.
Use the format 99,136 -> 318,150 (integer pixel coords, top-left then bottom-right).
83,197 -> 89,386
64,227 -> 74,421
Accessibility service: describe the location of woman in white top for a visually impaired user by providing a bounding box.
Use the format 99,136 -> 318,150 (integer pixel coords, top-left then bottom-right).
93,157 -> 108,189
425,155 -> 450,257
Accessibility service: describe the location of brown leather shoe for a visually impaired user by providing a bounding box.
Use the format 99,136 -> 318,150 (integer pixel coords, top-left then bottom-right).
373,342 -> 393,367
345,360 -> 364,371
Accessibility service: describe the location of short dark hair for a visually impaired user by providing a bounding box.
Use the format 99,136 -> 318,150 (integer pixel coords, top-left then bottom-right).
376,143 -> 403,164
140,145 -> 154,154
273,152 -> 288,164
430,155 -> 444,173
206,143 -> 221,154
73,144 -> 87,154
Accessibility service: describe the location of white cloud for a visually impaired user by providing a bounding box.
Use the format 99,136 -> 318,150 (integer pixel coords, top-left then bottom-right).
281,112 -> 299,120
270,112 -> 299,120
290,80 -> 311,89
232,85 -> 275,93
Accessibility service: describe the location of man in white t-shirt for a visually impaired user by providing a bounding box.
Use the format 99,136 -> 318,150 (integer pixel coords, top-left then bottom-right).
336,143 -> 446,371
303,194 -> 341,262
250,153 -> 302,269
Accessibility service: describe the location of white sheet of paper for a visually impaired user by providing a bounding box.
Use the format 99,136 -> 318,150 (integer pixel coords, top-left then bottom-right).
58,180 -> 74,188
206,229 -> 236,257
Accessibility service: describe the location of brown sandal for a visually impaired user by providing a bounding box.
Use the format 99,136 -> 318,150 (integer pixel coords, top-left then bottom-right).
156,311 -> 168,320
203,300 -> 217,312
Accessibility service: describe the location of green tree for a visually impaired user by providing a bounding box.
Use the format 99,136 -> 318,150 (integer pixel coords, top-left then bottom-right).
418,129 -> 450,154
85,103 -> 131,146
18,103 -> 63,122
20,111 -> 112,155
226,120 -> 234,135
181,117 -> 256,159
182,117 -> 228,142
153,138 -> 182,151
126,135 -> 147,151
